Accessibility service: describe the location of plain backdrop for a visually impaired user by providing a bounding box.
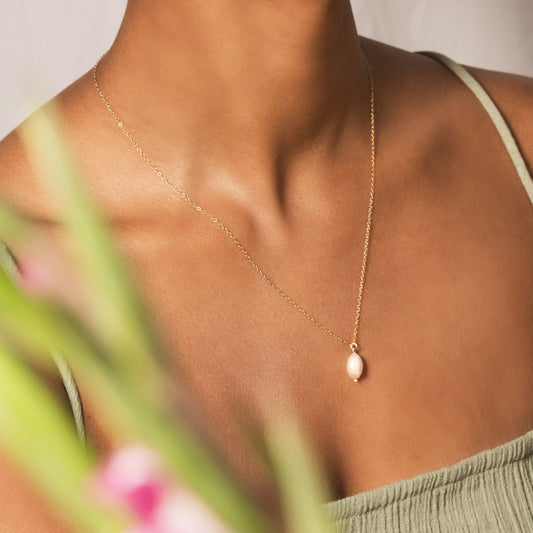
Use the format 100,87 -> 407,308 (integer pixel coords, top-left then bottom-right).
1,0 -> 533,140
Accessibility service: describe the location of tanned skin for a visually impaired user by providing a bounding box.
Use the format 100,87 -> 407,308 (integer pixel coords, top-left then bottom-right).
1,1 -> 533,530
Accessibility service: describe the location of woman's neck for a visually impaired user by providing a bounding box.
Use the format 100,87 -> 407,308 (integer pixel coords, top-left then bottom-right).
99,0 -> 371,204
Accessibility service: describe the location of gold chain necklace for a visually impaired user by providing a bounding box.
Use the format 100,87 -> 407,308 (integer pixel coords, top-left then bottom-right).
93,52 -> 376,382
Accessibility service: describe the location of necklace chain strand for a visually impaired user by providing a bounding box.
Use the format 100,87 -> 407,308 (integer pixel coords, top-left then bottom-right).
93,51 -> 376,380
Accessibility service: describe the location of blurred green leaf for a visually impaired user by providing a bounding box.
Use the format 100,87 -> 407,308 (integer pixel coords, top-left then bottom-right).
1,108 -> 275,533
266,416 -> 335,533
0,101 -> 336,533
19,105 -> 164,399
0,255 -> 273,533
0,200 -> 33,244
0,342 -> 125,533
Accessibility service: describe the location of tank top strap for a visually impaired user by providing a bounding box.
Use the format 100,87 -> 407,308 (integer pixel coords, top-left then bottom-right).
0,240 -> 86,445
416,50 -> 533,209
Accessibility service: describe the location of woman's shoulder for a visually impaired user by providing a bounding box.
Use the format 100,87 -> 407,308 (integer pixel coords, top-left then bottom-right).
0,126 -> 43,222
363,37 -> 533,180
459,63 -> 533,172
0,72 -> 100,222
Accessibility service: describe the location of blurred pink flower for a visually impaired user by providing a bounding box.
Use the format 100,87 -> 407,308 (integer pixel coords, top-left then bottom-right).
93,444 -> 231,533
16,257 -> 55,295
13,245 -> 94,321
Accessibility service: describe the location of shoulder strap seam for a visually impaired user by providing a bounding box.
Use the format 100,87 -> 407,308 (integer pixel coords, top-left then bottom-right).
51,348 -> 87,445
416,50 -> 533,208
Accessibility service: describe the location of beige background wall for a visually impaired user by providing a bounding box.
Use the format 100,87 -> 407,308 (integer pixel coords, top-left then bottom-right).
353,0 -> 533,76
1,0 -> 532,139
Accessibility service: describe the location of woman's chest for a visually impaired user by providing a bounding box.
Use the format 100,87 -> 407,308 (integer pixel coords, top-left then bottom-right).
86,182 -> 533,500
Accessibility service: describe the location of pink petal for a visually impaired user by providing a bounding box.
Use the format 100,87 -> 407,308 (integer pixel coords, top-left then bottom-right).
126,482 -> 164,521
93,445 -> 231,533
17,257 -> 54,294
154,491 -> 231,533
124,525 -> 159,533
93,445 -> 166,520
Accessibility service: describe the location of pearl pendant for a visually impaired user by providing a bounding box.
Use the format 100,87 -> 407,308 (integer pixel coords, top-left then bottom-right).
346,350 -> 364,382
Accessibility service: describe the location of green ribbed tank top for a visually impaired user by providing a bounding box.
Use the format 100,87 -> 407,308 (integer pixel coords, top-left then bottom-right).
1,50 -> 532,532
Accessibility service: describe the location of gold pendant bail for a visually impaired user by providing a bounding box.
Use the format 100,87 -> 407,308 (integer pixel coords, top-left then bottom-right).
349,342 -> 359,353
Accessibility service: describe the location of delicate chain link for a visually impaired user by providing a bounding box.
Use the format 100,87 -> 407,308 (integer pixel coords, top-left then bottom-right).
93,52 -> 376,350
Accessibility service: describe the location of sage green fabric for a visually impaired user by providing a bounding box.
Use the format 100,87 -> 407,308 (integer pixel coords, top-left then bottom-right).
324,428 -> 533,532
0,49 -> 532,532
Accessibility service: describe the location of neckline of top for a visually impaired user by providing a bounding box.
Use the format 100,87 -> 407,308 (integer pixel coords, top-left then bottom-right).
324,426 -> 533,520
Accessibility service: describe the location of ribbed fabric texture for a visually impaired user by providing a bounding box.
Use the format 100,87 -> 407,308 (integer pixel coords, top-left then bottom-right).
324,428 -> 533,532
